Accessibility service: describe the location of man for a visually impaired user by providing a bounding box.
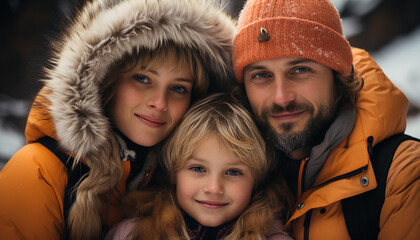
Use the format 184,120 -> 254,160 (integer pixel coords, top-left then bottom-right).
232,0 -> 420,239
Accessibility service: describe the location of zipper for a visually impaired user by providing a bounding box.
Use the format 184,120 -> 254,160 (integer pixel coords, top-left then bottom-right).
139,167 -> 153,189
297,157 -> 310,197
293,137 -> 373,238
310,165 -> 368,190
294,164 -> 368,208
293,161 -> 368,237
303,209 -> 313,240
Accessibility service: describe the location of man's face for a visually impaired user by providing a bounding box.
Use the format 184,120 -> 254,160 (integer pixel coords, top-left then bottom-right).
243,57 -> 336,159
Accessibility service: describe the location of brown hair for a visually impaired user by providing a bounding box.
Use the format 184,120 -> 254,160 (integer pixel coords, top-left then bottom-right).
333,69 -> 364,110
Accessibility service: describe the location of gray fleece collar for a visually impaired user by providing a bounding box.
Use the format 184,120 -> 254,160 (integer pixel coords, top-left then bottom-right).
303,108 -> 357,191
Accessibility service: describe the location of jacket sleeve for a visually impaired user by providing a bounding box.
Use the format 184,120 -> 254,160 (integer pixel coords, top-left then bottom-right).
0,143 -> 68,240
379,139 -> 420,240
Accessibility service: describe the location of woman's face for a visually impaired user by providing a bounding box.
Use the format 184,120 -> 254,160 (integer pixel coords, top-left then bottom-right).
109,52 -> 194,147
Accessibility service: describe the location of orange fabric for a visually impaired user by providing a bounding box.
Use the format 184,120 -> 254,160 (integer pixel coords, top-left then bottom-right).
0,95 -> 134,239
233,0 -> 352,82
283,48 -> 419,240
379,140 -> 420,239
24,92 -> 57,144
0,143 -> 67,240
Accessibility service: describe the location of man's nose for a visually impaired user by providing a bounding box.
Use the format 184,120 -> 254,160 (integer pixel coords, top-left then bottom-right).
272,75 -> 296,107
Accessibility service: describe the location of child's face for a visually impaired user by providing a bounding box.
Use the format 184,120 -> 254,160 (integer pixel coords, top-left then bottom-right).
109,52 -> 194,147
176,134 -> 255,227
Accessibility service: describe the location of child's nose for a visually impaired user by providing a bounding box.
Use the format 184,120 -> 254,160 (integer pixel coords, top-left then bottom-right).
203,176 -> 224,195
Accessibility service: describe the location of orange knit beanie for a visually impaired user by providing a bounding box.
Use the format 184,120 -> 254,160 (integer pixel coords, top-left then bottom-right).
233,0 -> 353,82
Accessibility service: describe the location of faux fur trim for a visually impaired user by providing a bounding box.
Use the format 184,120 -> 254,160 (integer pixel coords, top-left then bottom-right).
44,0 -> 236,157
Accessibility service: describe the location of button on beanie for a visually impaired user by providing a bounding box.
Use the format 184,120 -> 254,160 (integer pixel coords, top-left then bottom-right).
233,0 -> 353,82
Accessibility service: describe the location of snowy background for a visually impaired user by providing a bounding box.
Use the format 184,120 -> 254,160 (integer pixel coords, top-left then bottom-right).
1,0 -> 419,170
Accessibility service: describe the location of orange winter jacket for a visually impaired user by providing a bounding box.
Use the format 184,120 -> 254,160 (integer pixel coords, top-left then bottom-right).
0,100 -> 144,239
283,48 -> 420,240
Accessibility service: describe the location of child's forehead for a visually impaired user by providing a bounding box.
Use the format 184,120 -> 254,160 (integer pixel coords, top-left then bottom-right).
185,136 -> 250,167
185,155 -> 245,165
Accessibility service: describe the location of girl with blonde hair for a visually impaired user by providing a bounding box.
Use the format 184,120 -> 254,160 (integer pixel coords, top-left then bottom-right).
0,0 -> 236,239
107,93 -> 293,240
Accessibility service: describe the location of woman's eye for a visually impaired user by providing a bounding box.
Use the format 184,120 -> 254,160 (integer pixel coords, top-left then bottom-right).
191,166 -> 205,173
171,86 -> 188,95
133,75 -> 149,83
226,169 -> 242,176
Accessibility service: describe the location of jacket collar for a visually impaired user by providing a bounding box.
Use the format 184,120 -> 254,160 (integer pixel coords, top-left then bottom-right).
303,108 -> 356,191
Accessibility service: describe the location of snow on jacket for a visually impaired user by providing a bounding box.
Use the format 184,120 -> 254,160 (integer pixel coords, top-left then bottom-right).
0,0 -> 236,239
283,48 -> 420,240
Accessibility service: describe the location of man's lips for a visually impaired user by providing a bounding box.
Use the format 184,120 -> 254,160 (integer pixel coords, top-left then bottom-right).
196,200 -> 228,209
271,111 -> 305,120
135,114 -> 166,128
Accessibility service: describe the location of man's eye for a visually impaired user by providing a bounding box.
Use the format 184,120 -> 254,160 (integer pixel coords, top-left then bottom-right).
191,167 -> 205,172
252,72 -> 270,79
171,86 -> 188,95
295,67 -> 309,73
134,75 -> 149,83
226,169 -> 242,176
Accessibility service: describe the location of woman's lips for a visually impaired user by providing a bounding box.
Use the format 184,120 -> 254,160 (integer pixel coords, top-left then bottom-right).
135,114 -> 166,128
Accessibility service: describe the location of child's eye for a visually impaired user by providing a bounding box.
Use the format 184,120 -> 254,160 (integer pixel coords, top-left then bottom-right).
226,169 -> 242,176
133,75 -> 150,83
171,86 -> 188,95
191,166 -> 205,173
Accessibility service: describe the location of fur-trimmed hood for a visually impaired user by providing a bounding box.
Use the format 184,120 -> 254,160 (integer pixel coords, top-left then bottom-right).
26,0 -> 236,158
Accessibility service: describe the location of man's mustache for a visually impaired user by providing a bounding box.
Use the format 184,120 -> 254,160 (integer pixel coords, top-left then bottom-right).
270,102 -> 310,114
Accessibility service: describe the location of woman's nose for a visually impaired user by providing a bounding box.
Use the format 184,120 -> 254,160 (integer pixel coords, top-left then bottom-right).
147,88 -> 168,111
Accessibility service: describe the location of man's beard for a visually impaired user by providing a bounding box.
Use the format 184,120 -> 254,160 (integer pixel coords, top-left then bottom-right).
256,101 -> 335,154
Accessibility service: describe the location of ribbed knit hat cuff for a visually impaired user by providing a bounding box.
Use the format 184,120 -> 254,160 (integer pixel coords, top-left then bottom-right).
233,17 -> 353,82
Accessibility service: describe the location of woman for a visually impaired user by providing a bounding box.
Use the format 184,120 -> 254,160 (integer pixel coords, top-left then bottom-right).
0,0 -> 236,239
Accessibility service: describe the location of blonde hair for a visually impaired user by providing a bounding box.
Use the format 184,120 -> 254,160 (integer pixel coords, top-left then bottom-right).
125,93 -> 291,239
161,92 -> 271,185
67,42 -> 209,240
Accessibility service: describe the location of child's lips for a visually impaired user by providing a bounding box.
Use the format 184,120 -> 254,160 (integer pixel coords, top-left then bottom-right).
135,114 -> 166,128
196,200 -> 228,209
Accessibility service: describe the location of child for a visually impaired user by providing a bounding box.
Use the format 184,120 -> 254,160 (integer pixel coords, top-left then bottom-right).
106,93 -> 293,240
0,0 -> 236,239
